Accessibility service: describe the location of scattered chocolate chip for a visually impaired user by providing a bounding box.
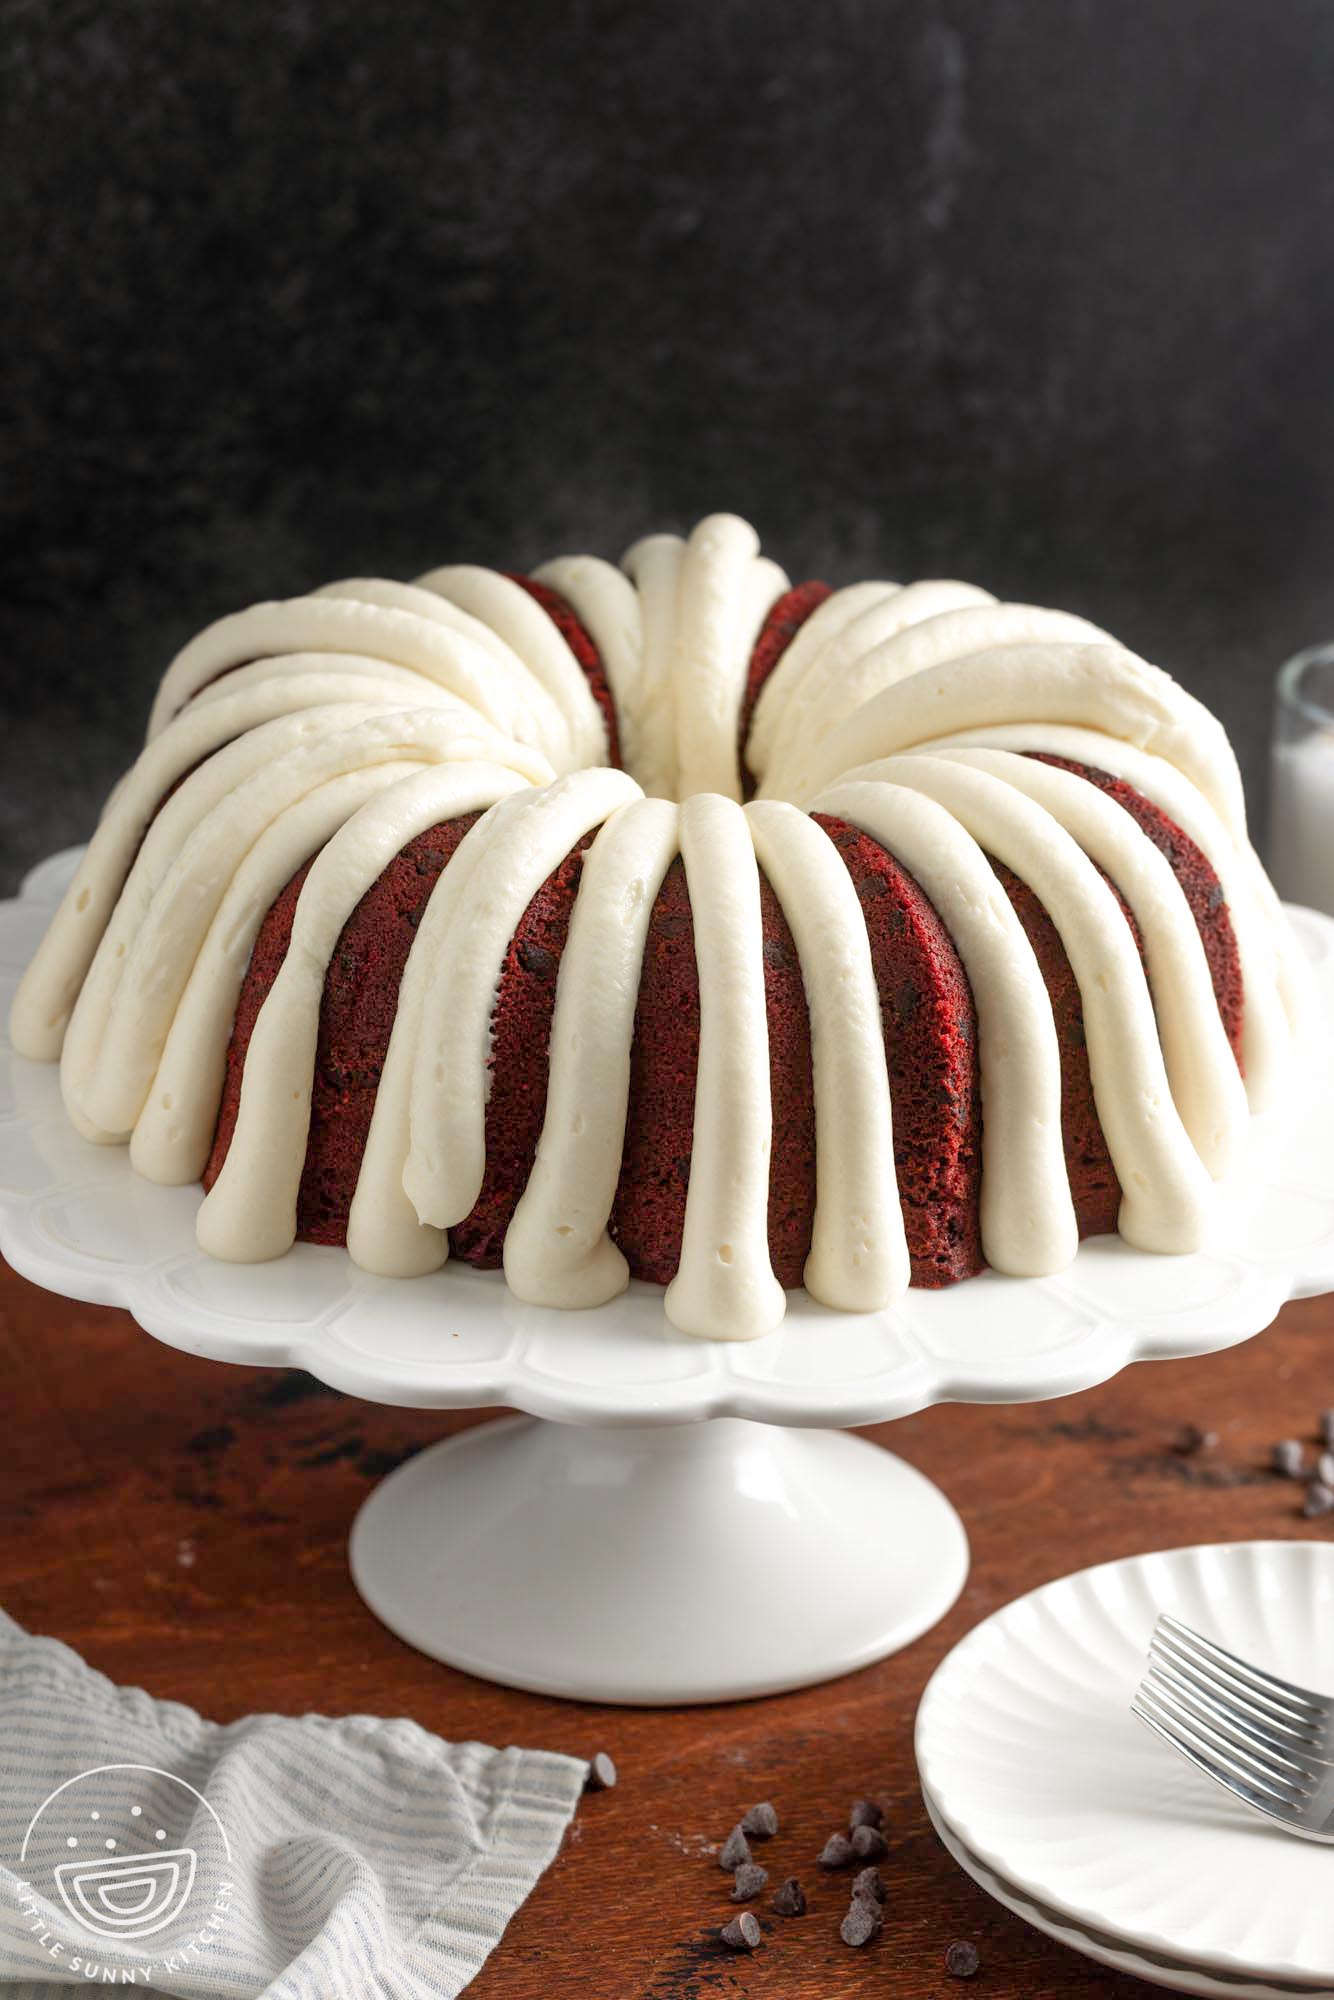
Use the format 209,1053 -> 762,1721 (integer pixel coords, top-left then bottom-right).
584,1751 -> 617,1792
1319,1452 -> 1334,1489
1172,1424 -> 1218,1455
719,1826 -> 752,1871
852,1865 -> 886,1904
840,1898 -> 882,1946
771,1876 -> 806,1917
850,1822 -> 889,1861
740,1799 -> 779,1839
720,1912 -> 761,1952
731,1862 -> 768,1901
1304,1480 -> 1334,1519
848,1797 -> 883,1830
1321,1409 -> 1334,1449
1273,1439 -> 1306,1478
818,1832 -> 853,1868
945,1938 -> 981,1978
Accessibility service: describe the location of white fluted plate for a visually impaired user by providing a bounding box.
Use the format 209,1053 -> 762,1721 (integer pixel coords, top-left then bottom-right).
916,1542 -> 1334,1989
3,851 -> 1334,1428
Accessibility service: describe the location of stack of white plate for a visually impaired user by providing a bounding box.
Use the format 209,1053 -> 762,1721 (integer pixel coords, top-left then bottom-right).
916,1543 -> 1334,1997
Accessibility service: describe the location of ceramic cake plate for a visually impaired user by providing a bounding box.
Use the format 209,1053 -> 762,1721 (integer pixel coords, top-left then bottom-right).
3,851 -> 1334,1703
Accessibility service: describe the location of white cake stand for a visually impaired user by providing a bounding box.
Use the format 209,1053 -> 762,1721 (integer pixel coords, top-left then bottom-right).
4,851 -> 1334,1705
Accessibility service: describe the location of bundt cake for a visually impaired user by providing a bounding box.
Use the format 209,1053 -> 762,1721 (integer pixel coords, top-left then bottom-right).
9,514 -> 1302,1340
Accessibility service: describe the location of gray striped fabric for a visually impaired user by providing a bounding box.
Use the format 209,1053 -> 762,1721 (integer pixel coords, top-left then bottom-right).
0,1611 -> 586,1997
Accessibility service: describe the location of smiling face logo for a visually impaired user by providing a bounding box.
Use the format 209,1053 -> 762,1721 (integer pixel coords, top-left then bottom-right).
19,1765 -> 231,1950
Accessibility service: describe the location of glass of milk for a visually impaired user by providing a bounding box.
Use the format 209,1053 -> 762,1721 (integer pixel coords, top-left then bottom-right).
1268,645 -> 1334,917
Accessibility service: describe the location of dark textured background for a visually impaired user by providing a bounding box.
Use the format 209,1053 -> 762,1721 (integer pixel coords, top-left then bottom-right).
4,0 -> 1334,890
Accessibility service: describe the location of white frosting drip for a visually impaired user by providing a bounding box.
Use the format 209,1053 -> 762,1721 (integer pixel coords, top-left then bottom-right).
744,801 -> 908,1309
412,565 -> 607,770
663,795 -> 787,1340
747,581 -> 901,780
503,797 -> 681,1310
403,768 -> 644,1231
869,754 -> 1216,1252
812,777 -> 1079,1277
928,748 -> 1250,1176
12,513 -> 1294,1341
130,761 -> 425,1186
757,580 -> 997,789
198,764 -> 529,1262
912,722 -> 1292,1110
760,600 -> 1104,796
530,555 -> 647,784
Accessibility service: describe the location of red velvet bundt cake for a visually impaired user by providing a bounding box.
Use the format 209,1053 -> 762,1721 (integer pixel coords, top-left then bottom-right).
10,514 -> 1301,1339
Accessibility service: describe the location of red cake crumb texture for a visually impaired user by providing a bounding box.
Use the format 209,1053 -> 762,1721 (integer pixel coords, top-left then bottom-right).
508,573 -> 622,770
738,582 -> 833,792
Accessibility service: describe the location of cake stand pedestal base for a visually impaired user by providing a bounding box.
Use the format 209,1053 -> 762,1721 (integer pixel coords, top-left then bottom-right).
348,1414 -> 969,1704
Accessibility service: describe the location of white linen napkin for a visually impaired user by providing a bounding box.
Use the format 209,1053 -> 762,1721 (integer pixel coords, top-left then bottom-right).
0,1610 -> 587,1999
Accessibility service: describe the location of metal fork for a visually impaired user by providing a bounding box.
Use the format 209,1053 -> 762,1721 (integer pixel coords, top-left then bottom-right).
1132,1612 -> 1334,1841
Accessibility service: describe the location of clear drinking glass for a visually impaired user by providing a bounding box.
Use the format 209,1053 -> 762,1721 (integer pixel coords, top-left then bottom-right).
1268,645 -> 1334,917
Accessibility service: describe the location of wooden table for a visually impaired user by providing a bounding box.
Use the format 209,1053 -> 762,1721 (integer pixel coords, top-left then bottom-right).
4,1253 -> 1331,1997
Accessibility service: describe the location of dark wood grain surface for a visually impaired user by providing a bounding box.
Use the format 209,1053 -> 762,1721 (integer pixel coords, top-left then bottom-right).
4,1252 -> 1331,1997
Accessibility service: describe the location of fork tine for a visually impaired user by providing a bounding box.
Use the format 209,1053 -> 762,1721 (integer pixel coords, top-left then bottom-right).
1132,1688 -> 1306,1820
1156,1614 -> 1327,1722
1151,1623 -> 1327,1745
1135,1674 -> 1313,1801
1148,1630 -> 1327,1751
1141,1662 -> 1317,1790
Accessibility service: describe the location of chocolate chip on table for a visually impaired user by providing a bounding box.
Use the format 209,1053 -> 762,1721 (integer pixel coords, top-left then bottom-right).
771,1877 -> 807,1917
945,1938 -> 982,1978
583,1751 -> 617,1792
740,1800 -> 779,1839
848,1797 -> 884,1830
1273,1439 -> 1306,1478
852,1865 -> 886,1904
731,1862 -> 769,1901
720,1912 -> 762,1952
719,1826 -> 752,1871
1172,1423 -> 1218,1455
1303,1480 -> 1334,1519
840,1897 -> 882,1947
818,1832 -> 853,1868
850,1822 -> 888,1861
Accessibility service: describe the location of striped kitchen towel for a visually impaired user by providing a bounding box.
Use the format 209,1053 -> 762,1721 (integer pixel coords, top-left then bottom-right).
0,1610 -> 588,1998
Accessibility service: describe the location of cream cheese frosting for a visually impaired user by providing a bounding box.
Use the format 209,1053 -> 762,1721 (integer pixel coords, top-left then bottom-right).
9,514 -> 1297,1342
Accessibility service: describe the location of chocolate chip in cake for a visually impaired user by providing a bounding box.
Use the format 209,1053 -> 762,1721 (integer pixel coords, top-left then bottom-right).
1304,1480 -> 1334,1519
771,1877 -> 807,1917
848,1797 -> 883,1830
583,1751 -> 617,1792
840,1898 -> 882,1946
730,1862 -> 768,1901
945,1938 -> 981,1978
720,1912 -> 762,1952
852,1865 -> 886,1904
818,1832 -> 853,1869
1273,1439 -> 1306,1478
850,1822 -> 889,1861
1321,1409 -> 1334,1449
1172,1424 -> 1218,1455
719,1826 -> 751,1871
740,1800 -> 779,1839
